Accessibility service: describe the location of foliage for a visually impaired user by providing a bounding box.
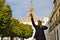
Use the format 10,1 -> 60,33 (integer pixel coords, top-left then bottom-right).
19,23 -> 33,39
0,0 -> 5,7
10,18 -> 33,39
0,0 -> 33,39
10,18 -> 20,37
0,0 -> 12,37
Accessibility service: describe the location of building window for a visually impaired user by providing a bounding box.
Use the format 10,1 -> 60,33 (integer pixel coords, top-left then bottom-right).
57,30 -> 59,40
50,33 -> 55,40
56,13 -> 57,18
54,30 -> 56,40
59,9 -> 60,23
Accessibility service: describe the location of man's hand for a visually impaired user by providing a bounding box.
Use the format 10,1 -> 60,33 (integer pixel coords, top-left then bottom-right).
30,14 -> 33,18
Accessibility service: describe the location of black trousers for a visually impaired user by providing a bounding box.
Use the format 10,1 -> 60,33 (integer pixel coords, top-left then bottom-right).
35,37 -> 46,40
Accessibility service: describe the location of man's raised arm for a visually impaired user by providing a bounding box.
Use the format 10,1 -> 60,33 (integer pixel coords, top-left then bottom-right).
30,14 -> 36,27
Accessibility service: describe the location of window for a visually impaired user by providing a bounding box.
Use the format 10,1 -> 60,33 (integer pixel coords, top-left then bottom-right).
57,30 -> 59,40
59,9 -> 60,23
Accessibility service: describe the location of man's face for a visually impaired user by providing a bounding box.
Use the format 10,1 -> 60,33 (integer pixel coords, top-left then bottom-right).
38,20 -> 42,27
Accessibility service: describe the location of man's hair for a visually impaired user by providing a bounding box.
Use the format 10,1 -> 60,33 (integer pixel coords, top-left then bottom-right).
38,20 -> 42,23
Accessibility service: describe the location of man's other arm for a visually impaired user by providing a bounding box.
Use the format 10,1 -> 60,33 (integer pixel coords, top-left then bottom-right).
43,26 -> 48,30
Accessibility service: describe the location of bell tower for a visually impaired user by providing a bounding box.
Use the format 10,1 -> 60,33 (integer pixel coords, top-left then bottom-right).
26,0 -> 37,22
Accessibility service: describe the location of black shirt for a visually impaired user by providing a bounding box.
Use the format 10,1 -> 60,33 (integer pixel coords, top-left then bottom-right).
31,18 -> 48,40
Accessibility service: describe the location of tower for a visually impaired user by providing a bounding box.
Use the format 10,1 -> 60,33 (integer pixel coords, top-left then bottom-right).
20,0 -> 38,22
26,0 -> 37,22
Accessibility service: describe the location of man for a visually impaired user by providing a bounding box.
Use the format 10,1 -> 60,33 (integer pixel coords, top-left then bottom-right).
30,14 -> 48,40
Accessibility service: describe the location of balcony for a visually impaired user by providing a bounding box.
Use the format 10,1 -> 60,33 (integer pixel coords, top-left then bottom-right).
49,17 -> 60,33
49,22 -> 55,33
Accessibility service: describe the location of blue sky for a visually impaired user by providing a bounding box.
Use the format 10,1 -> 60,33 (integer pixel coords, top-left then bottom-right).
6,0 -> 54,19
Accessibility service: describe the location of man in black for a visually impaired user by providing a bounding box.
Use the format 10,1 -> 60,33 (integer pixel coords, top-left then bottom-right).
30,14 -> 48,40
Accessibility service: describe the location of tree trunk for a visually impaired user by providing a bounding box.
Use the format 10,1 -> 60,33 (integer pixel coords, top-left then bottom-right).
10,37 -> 13,40
1,37 -> 3,40
21,38 -> 24,40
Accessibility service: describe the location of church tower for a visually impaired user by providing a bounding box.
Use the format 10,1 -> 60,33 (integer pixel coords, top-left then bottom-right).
20,0 -> 38,22
26,1 -> 37,22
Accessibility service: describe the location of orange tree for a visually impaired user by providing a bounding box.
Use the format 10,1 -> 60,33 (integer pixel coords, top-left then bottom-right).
0,0 -> 12,40
10,18 -> 33,40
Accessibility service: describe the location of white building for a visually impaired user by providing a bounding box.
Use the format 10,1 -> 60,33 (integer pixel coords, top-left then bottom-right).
48,0 -> 60,40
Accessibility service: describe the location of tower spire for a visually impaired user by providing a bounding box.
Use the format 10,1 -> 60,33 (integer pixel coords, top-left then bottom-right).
27,0 -> 37,22
31,0 -> 32,4
30,0 -> 34,12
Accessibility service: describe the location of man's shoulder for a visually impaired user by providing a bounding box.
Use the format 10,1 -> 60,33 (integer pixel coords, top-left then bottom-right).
36,25 -> 38,27
42,26 -> 48,30
42,25 -> 47,27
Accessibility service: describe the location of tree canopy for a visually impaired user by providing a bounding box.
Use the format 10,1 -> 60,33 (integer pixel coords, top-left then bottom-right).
0,0 -> 12,37
10,18 -> 33,39
0,0 -> 33,40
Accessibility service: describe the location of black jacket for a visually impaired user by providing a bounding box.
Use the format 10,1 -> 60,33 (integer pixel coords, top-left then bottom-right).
31,18 -> 48,40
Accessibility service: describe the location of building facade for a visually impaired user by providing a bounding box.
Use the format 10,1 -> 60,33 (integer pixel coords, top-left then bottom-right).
48,0 -> 60,40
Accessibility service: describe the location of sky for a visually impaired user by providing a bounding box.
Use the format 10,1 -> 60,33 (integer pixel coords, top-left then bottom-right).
6,0 -> 54,19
